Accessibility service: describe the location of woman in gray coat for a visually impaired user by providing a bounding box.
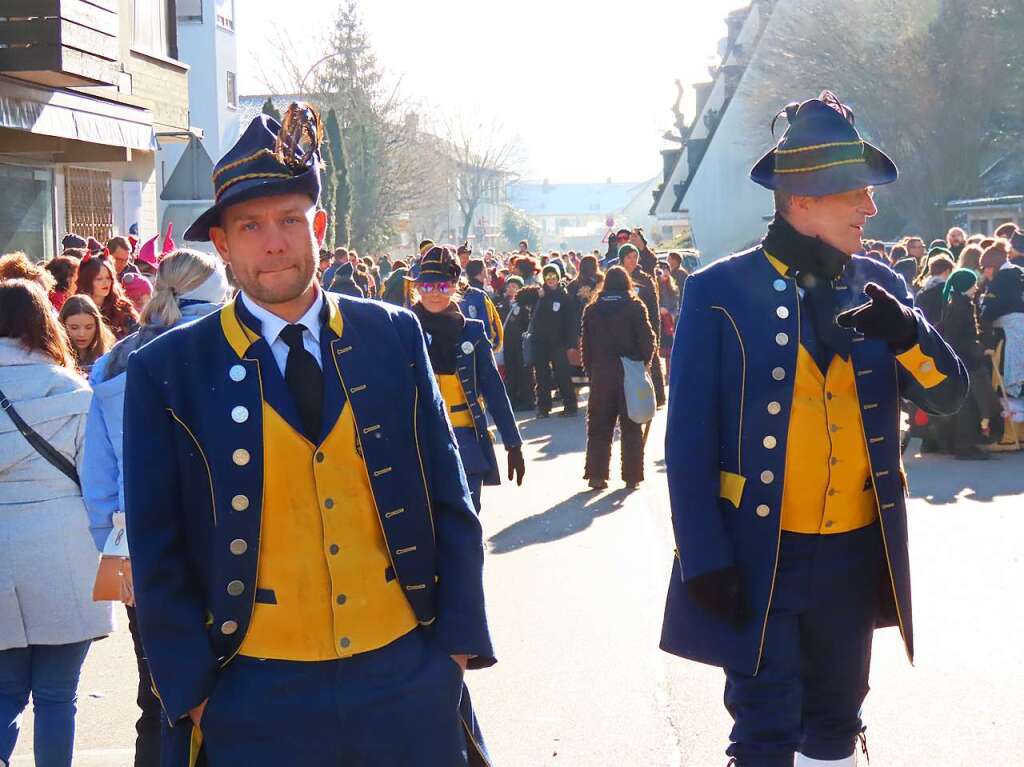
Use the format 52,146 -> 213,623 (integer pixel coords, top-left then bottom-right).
0,279 -> 113,767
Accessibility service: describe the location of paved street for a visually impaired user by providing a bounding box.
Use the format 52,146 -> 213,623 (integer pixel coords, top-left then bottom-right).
13,403 -> 1024,766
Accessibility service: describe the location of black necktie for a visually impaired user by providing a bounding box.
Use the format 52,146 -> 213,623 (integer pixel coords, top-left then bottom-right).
280,324 -> 323,442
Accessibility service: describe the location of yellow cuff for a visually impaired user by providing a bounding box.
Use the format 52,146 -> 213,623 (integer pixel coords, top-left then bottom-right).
896,344 -> 947,389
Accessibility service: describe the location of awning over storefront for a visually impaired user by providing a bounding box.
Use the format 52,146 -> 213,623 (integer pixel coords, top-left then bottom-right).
0,75 -> 156,152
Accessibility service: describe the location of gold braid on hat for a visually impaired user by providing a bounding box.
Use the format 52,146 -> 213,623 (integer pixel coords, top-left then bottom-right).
274,102 -> 323,171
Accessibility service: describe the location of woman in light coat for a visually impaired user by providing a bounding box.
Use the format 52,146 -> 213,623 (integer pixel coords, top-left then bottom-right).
81,248 -> 229,766
0,279 -> 113,767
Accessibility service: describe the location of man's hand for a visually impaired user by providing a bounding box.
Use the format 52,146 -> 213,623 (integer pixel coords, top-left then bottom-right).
451,654 -> 470,671
507,447 -> 526,486
835,282 -> 918,351
188,699 -> 208,728
684,567 -> 749,630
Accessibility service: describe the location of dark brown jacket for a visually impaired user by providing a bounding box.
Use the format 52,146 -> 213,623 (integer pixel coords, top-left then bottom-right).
581,292 -> 657,380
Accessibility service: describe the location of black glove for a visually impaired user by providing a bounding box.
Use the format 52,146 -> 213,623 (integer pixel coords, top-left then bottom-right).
835,282 -> 918,351
685,567 -> 749,629
506,446 -> 525,486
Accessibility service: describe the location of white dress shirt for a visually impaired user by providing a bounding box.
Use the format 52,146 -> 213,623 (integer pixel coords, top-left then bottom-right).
240,291 -> 324,373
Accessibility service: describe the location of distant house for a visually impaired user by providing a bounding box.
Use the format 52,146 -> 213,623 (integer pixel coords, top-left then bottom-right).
509,179 -> 657,252
651,0 -> 778,261
160,0 -> 240,250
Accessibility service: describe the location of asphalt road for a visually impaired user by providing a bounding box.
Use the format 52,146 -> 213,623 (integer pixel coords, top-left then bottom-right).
13,404 -> 1024,766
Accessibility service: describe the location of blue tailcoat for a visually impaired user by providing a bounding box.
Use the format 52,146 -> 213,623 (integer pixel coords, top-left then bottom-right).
123,293 -> 494,724
660,249 -> 968,674
451,318 -> 522,486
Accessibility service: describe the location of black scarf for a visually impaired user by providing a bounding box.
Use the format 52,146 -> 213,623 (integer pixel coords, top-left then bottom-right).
412,302 -> 465,374
762,214 -> 852,365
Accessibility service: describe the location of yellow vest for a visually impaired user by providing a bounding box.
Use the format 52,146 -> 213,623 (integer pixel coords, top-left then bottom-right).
436,373 -> 474,429
238,401 -> 417,661
763,253 -> 878,535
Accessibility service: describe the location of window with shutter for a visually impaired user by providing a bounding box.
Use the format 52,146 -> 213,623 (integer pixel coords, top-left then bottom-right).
133,0 -> 172,57
178,0 -> 203,22
216,0 -> 234,31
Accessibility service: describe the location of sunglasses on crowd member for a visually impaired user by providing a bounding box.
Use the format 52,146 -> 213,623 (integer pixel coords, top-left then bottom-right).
418,282 -> 454,294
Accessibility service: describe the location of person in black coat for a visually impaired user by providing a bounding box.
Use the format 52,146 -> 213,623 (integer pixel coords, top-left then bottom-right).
939,269 -> 989,459
531,265 -> 579,417
581,266 -> 656,489
502,281 -> 538,411
915,250 -> 954,326
326,261 -> 364,298
620,244 -> 666,407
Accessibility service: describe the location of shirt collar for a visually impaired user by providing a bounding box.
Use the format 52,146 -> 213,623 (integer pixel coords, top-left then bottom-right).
239,288 -> 324,347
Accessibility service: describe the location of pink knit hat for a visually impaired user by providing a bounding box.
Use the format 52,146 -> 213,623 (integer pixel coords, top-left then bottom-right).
121,272 -> 153,303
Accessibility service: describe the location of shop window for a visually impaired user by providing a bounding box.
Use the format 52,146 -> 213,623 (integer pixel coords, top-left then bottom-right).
65,167 -> 113,244
0,164 -> 54,263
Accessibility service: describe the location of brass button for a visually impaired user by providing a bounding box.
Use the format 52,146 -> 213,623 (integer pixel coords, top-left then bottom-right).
232,449 -> 250,466
826,392 -> 833,400
231,406 -> 249,423
315,452 -> 325,463
339,637 -> 351,649
336,594 -> 347,605
229,539 -> 248,556
329,544 -> 340,555
763,436 -> 777,449
221,620 -> 238,635
919,361 -> 934,373
776,306 -> 790,319
231,495 -> 249,512
227,580 -> 245,597
760,470 -> 774,484
775,333 -> 789,346
324,498 -> 335,510
772,367 -> 786,381
229,365 -> 246,382
756,504 -> 771,518
773,279 -> 787,292
767,401 -> 782,416
828,488 -> 837,497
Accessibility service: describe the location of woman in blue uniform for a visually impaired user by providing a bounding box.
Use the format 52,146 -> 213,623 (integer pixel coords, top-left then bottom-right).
410,246 -> 525,511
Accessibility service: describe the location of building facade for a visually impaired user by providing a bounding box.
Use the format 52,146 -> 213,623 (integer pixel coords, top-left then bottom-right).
651,1 -> 778,261
159,0 -> 238,248
0,0 -> 191,261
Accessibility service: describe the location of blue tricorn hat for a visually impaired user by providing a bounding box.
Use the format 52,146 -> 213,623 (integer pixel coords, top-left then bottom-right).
750,91 -> 897,197
407,245 -> 461,283
184,103 -> 323,242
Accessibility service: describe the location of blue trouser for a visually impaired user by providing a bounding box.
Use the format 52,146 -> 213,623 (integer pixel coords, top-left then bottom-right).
0,640 -> 92,767
724,523 -> 884,766
166,628 -> 479,767
467,474 -> 484,513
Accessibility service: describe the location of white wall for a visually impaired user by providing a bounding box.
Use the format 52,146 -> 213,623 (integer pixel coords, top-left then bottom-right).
158,0 -> 239,227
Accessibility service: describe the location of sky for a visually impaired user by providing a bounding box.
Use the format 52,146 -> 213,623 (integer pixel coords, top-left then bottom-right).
237,0 -> 750,183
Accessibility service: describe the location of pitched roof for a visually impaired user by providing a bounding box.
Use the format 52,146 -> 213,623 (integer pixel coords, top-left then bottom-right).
160,136 -> 215,201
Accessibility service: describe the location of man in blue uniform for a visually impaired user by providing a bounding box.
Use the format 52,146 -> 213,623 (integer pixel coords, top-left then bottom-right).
660,92 -> 968,767
124,104 -> 493,766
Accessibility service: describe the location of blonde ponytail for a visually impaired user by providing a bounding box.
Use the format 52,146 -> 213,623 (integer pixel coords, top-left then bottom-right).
140,248 -> 218,327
